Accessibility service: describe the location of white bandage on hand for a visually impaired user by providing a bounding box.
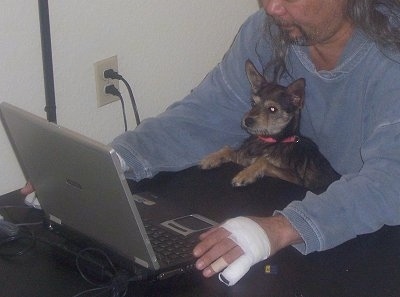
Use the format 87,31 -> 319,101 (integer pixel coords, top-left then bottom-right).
218,216 -> 271,286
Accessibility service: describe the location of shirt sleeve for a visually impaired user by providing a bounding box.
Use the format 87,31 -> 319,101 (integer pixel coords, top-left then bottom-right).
111,10 -> 269,181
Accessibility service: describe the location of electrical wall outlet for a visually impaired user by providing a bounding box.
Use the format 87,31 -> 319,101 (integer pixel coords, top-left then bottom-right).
94,56 -> 119,107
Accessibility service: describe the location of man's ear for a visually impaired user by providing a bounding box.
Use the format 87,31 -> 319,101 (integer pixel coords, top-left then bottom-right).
287,78 -> 305,108
245,60 -> 267,93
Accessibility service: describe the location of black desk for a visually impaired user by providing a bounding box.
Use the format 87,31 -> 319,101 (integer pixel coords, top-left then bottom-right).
1,164 -> 400,297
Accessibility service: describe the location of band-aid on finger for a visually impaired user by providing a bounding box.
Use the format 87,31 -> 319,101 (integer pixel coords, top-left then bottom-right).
210,257 -> 229,273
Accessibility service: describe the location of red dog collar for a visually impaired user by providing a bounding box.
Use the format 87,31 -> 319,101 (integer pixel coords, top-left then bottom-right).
257,135 -> 299,143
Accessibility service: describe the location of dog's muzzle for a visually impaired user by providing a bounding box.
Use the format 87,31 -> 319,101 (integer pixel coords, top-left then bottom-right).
243,116 -> 255,128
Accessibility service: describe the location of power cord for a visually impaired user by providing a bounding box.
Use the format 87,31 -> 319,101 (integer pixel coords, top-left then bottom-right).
0,216 -> 149,297
0,206 -> 41,258
72,247 -> 148,297
1,203 -> 150,296
104,69 -> 141,126
0,221 -> 36,258
41,240 -> 149,297
105,85 -> 128,132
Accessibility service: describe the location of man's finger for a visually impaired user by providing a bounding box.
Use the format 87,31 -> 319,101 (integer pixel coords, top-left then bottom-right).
193,226 -> 231,257
20,182 -> 34,195
210,257 -> 229,273
202,245 -> 243,277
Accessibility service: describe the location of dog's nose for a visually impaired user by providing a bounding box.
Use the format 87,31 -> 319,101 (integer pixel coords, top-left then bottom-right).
244,117 -> 255,128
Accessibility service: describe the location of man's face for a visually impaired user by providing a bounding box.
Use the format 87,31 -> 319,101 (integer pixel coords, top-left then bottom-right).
261,0 -> 349,46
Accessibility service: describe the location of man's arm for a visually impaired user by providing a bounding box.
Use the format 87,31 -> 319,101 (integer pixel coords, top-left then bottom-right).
110,10 -> 270,181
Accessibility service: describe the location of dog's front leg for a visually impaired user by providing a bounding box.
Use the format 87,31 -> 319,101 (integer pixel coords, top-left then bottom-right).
232,158 -> 301,187
199,146 -> 237,169
232,158 -> 302,187
231,158 -> 269,187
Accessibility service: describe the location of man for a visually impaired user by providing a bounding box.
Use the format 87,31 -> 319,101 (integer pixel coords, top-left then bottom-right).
113,0 -> 400,285
22,0 -> 400,286
110,0 -> 400,285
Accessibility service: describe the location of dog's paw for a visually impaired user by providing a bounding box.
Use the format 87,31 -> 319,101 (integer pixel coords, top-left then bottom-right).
199,156 -> 222,169
231,173 -> 256,187
231,179 -> 248,187
199,147 -> 234,170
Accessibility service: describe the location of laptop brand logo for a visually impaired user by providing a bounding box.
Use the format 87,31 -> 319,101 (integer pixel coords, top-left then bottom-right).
65,178 -> 83,190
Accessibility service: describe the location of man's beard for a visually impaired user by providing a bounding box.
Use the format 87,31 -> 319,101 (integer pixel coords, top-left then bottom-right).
273,19 -> 315,46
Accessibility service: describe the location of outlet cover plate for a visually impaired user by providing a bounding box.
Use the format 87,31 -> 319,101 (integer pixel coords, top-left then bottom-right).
94,56 -> 119,107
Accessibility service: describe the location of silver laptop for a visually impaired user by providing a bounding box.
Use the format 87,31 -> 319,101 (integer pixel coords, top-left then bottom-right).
0,102 -> 217,278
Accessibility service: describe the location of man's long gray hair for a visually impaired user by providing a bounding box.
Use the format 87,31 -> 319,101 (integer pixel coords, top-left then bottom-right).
266,0 -> 400,81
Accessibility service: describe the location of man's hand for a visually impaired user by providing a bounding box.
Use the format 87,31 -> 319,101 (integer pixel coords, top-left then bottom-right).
20,182 -> 34,195
193,226 -> 243,277
193,215 -> 302,285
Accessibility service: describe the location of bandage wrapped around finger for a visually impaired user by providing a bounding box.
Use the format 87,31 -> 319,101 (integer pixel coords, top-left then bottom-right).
217,216 -> 271,286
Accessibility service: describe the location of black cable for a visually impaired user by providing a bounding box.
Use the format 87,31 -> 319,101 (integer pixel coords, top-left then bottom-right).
73,247 -> 148,297
71,286 -> 109,297
119,76 -> 140,126
104,69 -> 141,126
105,85 -> 128,132
3,227 -> 146,297
0,226 -> 36,258
0,215 -> 149,296
75,247 -> 117,287
0,205 -> 35,210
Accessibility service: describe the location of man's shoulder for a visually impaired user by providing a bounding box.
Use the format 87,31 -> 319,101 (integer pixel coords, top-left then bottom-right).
239,9 -> 267,33
379,47 -> 400,65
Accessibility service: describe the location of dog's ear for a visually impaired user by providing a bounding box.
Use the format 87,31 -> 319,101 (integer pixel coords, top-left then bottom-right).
245,60 -> 267,93
287,78 -> 305,108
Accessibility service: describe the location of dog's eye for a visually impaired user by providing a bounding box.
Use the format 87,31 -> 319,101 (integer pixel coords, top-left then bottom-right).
269,106 -> 278,113
250,99 -> 256,107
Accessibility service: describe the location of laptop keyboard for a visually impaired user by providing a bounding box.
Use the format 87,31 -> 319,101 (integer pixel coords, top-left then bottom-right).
143,220 -> 198,266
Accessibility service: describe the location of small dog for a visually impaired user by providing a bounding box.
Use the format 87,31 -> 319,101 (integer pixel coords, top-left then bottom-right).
200,60 -> 340,194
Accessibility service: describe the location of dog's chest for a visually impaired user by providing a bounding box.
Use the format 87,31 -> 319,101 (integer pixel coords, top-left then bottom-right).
237,137 -> 294,167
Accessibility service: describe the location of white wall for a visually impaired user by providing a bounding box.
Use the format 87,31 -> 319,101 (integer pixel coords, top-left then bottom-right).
0,1 -> 259,195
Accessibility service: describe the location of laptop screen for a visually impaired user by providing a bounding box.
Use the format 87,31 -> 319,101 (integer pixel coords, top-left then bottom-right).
0,102 -> 157,269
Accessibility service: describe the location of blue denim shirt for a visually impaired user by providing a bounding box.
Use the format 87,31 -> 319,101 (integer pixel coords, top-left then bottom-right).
112,10 -> 400,254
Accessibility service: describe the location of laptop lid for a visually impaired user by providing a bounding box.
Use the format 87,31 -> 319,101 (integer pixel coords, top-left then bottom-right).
0,102 -> 160,270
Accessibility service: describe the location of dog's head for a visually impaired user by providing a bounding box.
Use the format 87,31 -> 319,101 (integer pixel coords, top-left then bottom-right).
242,60 -> 305,139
